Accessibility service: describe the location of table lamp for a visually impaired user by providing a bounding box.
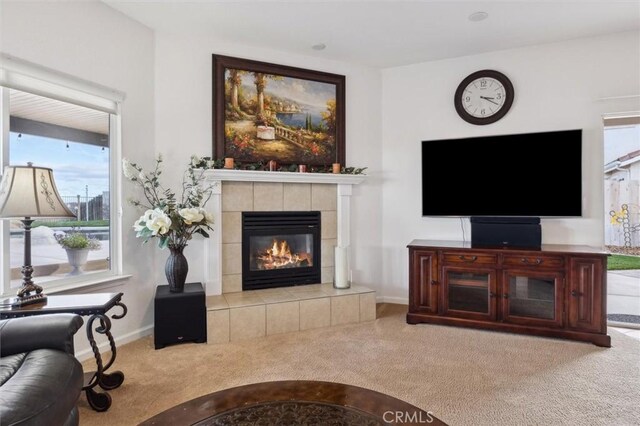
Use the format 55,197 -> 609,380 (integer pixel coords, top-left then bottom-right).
0,163 -> 76,305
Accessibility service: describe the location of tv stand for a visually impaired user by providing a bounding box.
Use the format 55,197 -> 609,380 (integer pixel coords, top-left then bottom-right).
407,240 -> 610,347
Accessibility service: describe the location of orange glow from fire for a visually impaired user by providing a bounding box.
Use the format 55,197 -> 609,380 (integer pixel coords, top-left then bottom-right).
257,239 -> 312,269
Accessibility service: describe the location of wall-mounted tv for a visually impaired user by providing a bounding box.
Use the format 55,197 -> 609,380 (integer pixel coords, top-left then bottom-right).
422,129 -> 582,217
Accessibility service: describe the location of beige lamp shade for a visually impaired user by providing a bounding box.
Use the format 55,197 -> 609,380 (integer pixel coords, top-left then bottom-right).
0,164 -> 76,219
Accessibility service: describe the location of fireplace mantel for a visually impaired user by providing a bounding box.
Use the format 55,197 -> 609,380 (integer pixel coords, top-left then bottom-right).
201,170 -> 367,296
202,169 -> 367,185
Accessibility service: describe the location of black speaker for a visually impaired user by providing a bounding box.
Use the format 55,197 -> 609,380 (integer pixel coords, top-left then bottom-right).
470,217 -> 541,249
154,282 -> 207,349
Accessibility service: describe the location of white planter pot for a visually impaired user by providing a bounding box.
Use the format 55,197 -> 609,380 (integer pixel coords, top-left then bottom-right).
65,248 -> 89,276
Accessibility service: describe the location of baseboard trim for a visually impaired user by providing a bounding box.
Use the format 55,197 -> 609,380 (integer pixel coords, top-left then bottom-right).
376,296 -> 408,305
75,324 -> 153,362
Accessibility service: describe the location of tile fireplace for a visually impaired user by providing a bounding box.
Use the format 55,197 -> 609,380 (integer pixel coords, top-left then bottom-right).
242,211 -> 321,290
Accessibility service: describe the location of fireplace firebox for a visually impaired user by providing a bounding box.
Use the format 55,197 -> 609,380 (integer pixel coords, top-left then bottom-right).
242,211 -> 321,290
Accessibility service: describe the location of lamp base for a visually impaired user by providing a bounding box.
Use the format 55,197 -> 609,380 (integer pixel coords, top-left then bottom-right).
2,293 -> 48,308
17,282 -> 43,298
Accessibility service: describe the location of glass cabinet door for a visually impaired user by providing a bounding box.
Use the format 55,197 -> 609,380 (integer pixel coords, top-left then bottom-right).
502,271 -> 563,327
443,268 -> 496,320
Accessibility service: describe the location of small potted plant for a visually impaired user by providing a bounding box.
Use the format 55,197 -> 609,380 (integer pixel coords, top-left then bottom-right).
55,231 -> 101,275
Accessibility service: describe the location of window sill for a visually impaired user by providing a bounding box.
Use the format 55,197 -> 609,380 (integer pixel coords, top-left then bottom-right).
47,274 -> 132,294
2,274 -> 132,298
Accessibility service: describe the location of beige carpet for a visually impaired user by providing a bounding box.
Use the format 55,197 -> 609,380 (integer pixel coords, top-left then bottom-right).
79,304 -> 640,425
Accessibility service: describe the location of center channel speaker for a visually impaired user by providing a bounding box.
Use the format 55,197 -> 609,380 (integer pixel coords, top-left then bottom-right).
470,217 -> 541,249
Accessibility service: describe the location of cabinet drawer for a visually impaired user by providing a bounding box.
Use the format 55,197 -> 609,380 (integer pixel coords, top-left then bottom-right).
442,252 -> 497,265
503,255 -> 564,268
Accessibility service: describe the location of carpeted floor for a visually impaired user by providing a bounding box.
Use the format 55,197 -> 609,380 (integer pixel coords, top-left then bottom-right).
79,304 -> 640,426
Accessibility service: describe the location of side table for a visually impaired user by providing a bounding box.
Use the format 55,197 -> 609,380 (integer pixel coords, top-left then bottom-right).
0,292 -> 128,412
154,283 -> 206,349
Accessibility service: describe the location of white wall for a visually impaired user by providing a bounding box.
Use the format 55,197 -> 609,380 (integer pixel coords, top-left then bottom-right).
153,33 -> 384,293
0,1 -> 157,354
381,31 -> 640,301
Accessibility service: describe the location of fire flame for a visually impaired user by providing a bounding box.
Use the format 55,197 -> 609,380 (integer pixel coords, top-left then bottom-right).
256,239 -> 311,269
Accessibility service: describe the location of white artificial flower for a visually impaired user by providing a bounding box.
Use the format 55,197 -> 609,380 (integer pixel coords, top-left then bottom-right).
133,217 -> 146,232
179,207 -> 204,225
138,171 -> 147,181
132,209 -> 154,232
122,159 -> 138,180
190,155 -> 201,168
147,209 -> 172,235
203,209 -> 214,224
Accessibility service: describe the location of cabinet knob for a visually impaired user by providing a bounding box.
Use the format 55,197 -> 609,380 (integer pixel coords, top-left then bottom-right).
521,258 -> 543,265
503,294 -> 509,299
431,280 -> 438,286
458,255 -> 478,262
571,290 -> 583,297
489,292 -> 497,298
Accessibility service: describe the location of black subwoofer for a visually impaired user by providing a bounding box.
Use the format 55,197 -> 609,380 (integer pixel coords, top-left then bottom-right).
154,282 -> 206,349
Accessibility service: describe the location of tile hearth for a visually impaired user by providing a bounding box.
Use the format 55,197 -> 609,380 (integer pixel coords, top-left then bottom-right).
206,284 -> 376,344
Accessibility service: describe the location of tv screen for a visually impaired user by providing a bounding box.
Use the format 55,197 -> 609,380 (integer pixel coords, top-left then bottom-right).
422,130 -> 582,217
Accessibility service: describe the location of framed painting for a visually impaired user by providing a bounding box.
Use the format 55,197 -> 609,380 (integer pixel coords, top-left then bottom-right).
213,54 -> 345,167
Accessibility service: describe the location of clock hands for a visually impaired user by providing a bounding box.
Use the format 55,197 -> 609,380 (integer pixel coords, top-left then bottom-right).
480,96 -> 500,106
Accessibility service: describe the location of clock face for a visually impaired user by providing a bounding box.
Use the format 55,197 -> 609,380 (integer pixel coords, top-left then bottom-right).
461,77 -> 506,118
454,70 -> 514,125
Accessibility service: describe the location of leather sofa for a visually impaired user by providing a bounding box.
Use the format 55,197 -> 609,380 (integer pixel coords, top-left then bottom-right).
0,314 -> 84,426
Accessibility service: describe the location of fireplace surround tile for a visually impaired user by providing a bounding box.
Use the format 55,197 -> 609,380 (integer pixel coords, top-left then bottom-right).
260,292 -> 301,304
207,309 -> 230,344
359,293 -> 377,322
253,182 -> 284,211
222,182 -> 254,212
283,183 -> 311,211
206,295 -> 229,310
299,298 -> 331,330
311,184 -> 337,211
207,285 -> 376,344
266,301 -> 300,335
321,267 -> 334,283
230,305 -> 266,341
321,239 -> 337,267
331,294 -> 360,326
221,212 -> 242,244
222,243 -> 242,275
225,293 -> 264,308
321,211 -> 337,239
286,283 -> 324,294
222,274 -> 242,293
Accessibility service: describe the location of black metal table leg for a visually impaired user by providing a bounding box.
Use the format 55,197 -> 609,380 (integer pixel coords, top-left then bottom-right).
83,313 -> 113,411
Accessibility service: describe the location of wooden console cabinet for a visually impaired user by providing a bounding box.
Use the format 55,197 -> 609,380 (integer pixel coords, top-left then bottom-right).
407,240 -> 610,347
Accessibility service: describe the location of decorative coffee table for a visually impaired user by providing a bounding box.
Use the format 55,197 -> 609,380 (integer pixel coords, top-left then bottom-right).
0,292 -> 127,412
141,380 -> 446,425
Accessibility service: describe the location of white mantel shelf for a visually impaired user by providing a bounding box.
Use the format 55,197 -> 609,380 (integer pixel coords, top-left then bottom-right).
202,169 -> 367,185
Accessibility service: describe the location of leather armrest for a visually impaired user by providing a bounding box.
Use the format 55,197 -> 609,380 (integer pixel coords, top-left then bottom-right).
0,314 -> 84,356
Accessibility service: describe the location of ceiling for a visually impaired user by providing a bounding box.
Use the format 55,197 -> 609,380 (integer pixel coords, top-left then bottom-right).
104,0 -> 640,68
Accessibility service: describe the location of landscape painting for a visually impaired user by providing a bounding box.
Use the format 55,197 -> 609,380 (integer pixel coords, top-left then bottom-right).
213,55 -> 345,167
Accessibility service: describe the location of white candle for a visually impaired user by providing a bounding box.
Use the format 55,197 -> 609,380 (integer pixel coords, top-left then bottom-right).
334,246 -> 350,289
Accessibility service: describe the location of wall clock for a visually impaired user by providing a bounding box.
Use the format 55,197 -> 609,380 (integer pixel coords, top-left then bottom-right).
454,70 -> 514,125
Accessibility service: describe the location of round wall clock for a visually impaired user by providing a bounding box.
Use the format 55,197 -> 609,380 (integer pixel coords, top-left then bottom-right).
454,70 -> 514,125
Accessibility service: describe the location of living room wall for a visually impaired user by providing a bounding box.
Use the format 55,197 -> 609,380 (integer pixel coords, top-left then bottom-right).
380,31 -> 640,302
0,1 -> 157,354
153,32 -> 384,294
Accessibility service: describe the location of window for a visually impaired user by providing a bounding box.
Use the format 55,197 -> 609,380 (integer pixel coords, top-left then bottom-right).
0,55 -> 125,295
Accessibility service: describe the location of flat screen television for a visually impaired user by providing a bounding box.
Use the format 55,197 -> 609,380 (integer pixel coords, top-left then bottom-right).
422,129 -> 582,217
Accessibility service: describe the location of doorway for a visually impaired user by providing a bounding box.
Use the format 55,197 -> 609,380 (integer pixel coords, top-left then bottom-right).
603,115 -> 640,330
